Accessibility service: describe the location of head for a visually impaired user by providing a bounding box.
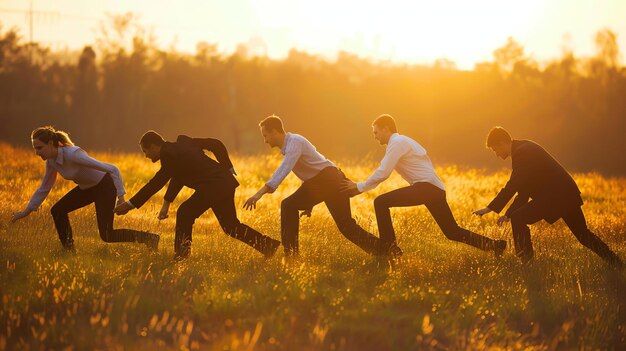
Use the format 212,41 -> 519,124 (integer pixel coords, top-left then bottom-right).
139,130 -> 165,162
259,115 -> 286,148
486,126 -> 512,160
371,114 -> 398,145
31,126 -> 74,160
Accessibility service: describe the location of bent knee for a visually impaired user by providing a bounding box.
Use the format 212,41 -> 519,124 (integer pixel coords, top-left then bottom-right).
373,195 -> 390,209
50,203 -> 64,217
98,230 -> 114,242
281,197 -> 304,214
281,198 -> 295,211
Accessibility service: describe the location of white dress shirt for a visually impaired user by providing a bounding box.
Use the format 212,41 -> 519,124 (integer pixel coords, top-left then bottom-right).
27,146 -> 126,210
357,133 -> 445,193
266,133 -> 336,190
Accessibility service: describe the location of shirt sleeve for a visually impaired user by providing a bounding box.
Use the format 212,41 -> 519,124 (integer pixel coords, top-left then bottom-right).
27,163 -> 58,210
128,167 -> 172,209
488,151 -> 531,213
357,139 -> 407,192
163,178 -> 184,203
265,138 -> 303,190
71,148 -> 126,196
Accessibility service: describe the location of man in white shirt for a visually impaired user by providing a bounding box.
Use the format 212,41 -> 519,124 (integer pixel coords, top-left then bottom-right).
344,114 -> 506,258
244,115 -> 384,257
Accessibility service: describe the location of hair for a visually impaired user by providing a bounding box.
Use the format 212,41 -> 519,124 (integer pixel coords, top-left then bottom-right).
139,130 -> 165,147
372,114 -> 398,133
258,115 -> 285,134
31,126 -> 74,147
486,127 -> 512,148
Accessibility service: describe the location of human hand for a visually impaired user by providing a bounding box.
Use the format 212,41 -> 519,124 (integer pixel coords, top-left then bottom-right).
114,201 -> 133,215
497,215 -> 510,226
244,194 -> 262,210
158,206 -> 169,220
339,180 -> 361,197
11,209 -> 31,223
472,207 -> 492,216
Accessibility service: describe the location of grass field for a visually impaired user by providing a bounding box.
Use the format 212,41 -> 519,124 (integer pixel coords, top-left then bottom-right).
1,143 -> 625,350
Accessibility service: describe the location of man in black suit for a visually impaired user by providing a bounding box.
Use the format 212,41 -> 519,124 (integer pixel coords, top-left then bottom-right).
474,127 -> 623,268
114,131 -> 280,259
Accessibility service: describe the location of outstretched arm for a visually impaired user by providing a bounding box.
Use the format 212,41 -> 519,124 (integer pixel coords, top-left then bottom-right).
164,178 -> 184,203
356,140 -> 406,193
158,179 -> 183,220
13,164 -> 58,223
115,167 -> 171,215
339,179 -> 362,197
243,184 -> 275,210
474,153 -> 531,221
244,139 -> 301,210
158,200 -> 171,220
487,153 -> 531,214
472,207 -> 511,226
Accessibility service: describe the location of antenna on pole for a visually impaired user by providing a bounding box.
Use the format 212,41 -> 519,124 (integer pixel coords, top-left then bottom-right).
29,0 -> 34,64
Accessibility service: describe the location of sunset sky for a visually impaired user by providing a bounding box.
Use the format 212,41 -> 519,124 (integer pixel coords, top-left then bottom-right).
1,0 -> 625,69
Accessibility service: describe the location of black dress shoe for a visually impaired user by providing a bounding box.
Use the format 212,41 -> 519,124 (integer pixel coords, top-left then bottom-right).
145,234 -> 160,251
263,239 -> 281,259
63,244 -> 76,254
494,240 -> 507,258
519,252 -> 534,266
173,249 -> 190,261
388,244 -> 403,258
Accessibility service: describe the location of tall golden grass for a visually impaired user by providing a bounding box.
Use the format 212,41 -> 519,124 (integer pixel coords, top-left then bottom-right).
0,143 -> 624,350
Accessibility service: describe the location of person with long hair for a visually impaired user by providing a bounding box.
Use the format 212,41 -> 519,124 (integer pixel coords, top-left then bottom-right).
11,126 -> 160,251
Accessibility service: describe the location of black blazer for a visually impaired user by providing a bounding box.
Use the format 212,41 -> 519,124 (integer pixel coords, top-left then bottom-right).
488,139 -> 583,223
130,135 -> 239,208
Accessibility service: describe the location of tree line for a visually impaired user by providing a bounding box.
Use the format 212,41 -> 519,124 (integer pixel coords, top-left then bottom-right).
1,14 -> 625,174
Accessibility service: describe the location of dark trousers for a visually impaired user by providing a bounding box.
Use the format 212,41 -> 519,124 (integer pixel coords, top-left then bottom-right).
51,173 -> 157,248
175,186 -> 279,257
509,201 -> 622,266
374,182 -> 498,252
281,167 -> 383,256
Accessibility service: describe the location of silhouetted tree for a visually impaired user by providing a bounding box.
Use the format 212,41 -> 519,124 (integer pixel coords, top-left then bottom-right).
1,22 -> 625,174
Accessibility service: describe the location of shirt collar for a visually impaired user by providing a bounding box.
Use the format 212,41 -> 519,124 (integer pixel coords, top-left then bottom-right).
387,133 -> 400,145
55,147 -> 65,165
280,133 -> 292,155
